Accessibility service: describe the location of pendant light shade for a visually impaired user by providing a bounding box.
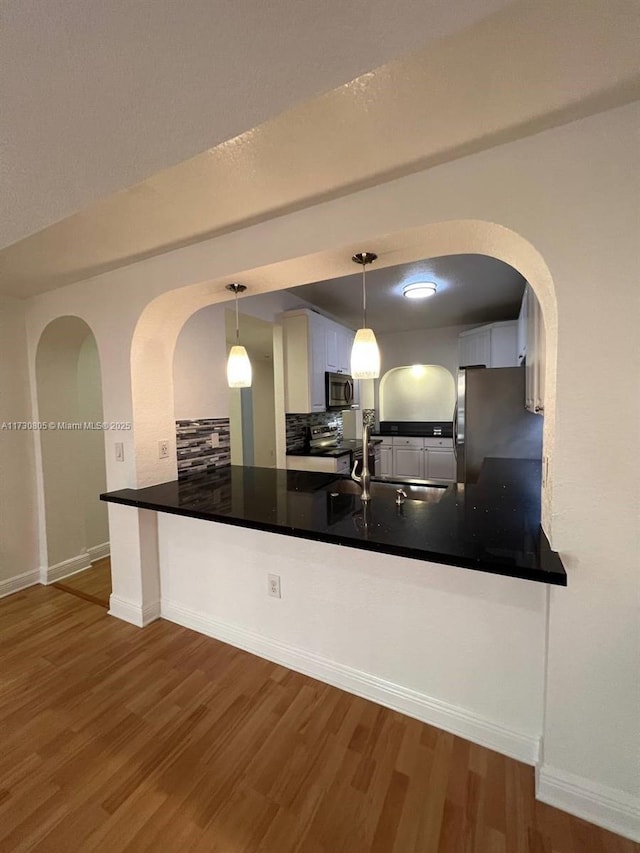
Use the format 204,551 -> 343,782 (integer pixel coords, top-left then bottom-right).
226,344 -> 252,388
226,283 -> 252,388
350,252 -> 380,380
351,328 -> 380,379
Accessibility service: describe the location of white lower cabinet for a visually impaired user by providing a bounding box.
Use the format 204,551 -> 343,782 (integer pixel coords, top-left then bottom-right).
381,436 -> 455,482
379,443 -> 393,477
393,446 -> 424,478
425,447 -> 456,480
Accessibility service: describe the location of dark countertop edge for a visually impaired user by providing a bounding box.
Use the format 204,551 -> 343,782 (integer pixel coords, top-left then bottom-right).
286,448 -> 351,458
101,491 -> 567,587
286,438 -> 383,458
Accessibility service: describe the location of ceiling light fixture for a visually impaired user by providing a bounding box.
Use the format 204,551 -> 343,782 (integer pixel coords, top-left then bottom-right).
350,251 -> 380,380
225,283 -> 252,388
403,281 -> 437,299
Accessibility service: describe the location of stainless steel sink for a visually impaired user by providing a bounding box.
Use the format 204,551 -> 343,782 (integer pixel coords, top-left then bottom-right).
324,479 -> 447,504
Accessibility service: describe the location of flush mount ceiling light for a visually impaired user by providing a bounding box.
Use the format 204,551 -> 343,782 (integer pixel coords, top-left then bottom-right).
226,283 -> 252,388
350,251 -> 380,380
403,281 -> 437,299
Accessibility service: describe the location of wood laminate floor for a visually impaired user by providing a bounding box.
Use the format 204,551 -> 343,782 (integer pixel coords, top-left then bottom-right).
53,557 -> 112,608
0,585 -> 637,853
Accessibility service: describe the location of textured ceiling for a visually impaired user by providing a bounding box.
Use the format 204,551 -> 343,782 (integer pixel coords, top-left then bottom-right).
287,254 -> 525,333
0,0 -> 510,250
1,0 -> 639,299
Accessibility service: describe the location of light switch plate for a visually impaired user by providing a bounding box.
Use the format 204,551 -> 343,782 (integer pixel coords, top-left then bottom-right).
115,442 -> 124,462
158,440 -> 170,459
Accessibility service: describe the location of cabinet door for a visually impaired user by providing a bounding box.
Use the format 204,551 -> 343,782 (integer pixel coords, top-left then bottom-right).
393,446 -> 424,479
325,323 -> 339,372
309,313 -> 327,411
425,448 -> 456,481
338,328 -> 354,374
459,327 -> 491,368
489,322 -> 518,367
524,285 -> 546,415
517,292 -> 527,365
534,297 -> 545,415
379,445 -> 393,477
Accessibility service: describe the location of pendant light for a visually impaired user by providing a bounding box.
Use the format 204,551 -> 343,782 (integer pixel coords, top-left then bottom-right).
226,283 -> 252,388
350,251 -> 380,379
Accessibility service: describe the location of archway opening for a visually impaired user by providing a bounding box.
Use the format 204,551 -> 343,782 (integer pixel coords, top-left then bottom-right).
35,316 -> 111,604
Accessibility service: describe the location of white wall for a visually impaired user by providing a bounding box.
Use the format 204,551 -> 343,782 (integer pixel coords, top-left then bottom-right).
77,335 -> 109,550
173,304 -> 228,421
36,318 -> 108,570
20,103 -> 640,839
250,358 -> 276,468
378,322 -> 476,378
0,299 -> 39,592
173,291 -> 310,422
160,514 -> 546,761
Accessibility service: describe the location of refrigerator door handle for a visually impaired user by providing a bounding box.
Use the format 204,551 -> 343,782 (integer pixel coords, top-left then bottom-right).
453,403 -> 458,459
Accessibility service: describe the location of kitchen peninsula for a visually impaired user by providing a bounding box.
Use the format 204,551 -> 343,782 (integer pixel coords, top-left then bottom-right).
102,459 -> 566,586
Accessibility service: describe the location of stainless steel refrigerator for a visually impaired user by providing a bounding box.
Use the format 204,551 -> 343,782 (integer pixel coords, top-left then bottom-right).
455,367 -> 543,483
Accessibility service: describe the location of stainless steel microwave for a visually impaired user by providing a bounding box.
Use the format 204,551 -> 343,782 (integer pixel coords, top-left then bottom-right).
325,372 -> 354,409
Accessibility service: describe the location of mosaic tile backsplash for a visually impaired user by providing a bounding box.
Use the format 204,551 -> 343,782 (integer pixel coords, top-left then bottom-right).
176,418 -> 231,477
285,412 -> 344,452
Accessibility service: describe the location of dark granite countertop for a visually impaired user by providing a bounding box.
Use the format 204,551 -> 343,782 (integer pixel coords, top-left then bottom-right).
286,438 -> 383,458
101,459 -> 566,586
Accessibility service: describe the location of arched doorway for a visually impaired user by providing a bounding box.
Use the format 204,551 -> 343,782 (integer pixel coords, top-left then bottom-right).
35,316 -> 111,605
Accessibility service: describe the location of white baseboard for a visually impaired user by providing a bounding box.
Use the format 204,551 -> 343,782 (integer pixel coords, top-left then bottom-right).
43,553 -> 92,584
537,765 -> 640,843
161,599 -> 539,765
109,594 -> 161,628
87,542 -> 110,562
0,569 -> 41,599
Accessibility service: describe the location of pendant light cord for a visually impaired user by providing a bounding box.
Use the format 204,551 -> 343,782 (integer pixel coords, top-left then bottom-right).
362,263 -> 367,329
235,290 -> 240,343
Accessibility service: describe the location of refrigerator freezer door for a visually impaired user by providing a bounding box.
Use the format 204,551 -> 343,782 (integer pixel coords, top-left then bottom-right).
460,367 -> 542,483
455,369 -> 467,483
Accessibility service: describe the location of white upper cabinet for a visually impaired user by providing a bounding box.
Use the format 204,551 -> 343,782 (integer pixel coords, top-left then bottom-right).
517,292 -> 527,366
522,285 -> 545,415
337,326 -> 354,374
325,323 -> 339,372
281,310 -> 325,413
458,320 -> 518,368
281,309 -> 356,413
325,320 -> 354,374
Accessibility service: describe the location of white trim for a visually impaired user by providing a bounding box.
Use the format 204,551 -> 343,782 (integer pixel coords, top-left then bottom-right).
0,569 -> 40,599
142,600 -> 162,626
109,594 -> 161,628
42,553 -> 91,584
537,765 -> 640,843
161,599 -> 539,765
87,542 -> 110,562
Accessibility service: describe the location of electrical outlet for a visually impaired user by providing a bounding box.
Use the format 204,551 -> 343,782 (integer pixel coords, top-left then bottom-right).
210,432 -> 219,448
115,442 -> 124,462
158,440 -> 170,459
268,573 -> 281,599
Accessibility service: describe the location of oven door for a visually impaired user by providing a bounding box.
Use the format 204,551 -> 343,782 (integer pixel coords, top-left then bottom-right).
325,373 -> 354,409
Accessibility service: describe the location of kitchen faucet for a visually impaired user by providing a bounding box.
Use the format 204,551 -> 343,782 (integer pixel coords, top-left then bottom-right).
351,422 -> 371,501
